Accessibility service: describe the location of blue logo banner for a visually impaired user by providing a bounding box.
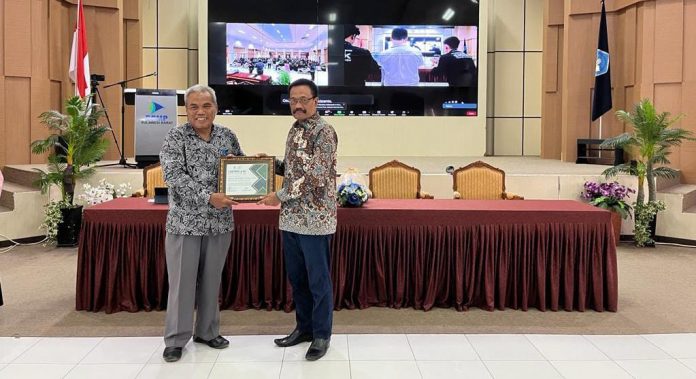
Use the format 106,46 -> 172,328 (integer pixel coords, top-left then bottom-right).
595,49 -> 609,77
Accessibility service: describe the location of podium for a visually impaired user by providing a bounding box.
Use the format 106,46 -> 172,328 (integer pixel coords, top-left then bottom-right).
575,138 -> 624,166
125,89 -> 185,168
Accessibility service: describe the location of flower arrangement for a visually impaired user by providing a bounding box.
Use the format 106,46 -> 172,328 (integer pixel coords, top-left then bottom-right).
77,179 -> 132,206
337,181 -> 369,207
38,180 -> 130,244
581,180 -> 635,219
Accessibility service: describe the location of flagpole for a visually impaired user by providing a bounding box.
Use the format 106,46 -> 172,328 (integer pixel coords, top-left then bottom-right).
598,115 -> 603,159
591,0 -> 611,163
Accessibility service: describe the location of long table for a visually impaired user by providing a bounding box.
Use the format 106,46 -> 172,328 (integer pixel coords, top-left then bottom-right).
76,198 -> 617,313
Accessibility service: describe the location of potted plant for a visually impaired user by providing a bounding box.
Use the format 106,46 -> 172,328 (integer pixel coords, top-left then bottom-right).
31,96 -> 110,246
581,180 -> 635,245
601,99 -> 694,247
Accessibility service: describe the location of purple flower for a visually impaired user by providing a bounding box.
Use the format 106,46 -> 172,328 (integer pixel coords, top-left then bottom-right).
580,180 -> 635,218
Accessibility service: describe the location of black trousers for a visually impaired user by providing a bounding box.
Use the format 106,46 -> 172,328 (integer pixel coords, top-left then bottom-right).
282,231 -> 333,339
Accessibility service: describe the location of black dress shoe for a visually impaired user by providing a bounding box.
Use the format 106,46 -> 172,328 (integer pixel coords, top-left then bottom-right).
274,329 -> 313,347
163,347 -> 183,362
193,335 -> 229,349
305,338 -> 330,361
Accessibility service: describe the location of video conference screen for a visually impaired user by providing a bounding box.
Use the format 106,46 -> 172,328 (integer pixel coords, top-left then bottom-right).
208,0 -> 480,116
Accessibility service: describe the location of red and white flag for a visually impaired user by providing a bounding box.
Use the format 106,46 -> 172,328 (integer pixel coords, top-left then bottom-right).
68,0 -> 90,98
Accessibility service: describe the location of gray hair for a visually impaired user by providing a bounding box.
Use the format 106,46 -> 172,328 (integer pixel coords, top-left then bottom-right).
184,84 -> 217,105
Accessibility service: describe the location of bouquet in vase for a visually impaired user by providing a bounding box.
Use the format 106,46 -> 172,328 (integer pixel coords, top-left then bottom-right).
337,181 -> 369,207
581,180 -> 635,219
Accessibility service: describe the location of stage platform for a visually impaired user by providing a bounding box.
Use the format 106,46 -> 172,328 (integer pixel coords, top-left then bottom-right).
4,156 -> 619,199
2,156 -> 694,242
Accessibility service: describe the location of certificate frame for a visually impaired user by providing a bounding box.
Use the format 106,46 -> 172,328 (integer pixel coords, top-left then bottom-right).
218,156 -> 275,201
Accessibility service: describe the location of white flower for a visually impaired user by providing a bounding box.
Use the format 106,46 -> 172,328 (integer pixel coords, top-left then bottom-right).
77,179 -> 131,207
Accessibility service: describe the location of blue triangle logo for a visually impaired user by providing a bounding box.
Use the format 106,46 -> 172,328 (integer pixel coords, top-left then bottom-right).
149,101 -> 165,113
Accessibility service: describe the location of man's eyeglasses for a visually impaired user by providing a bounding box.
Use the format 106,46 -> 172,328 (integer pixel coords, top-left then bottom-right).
288,97 -> 316,105
187,104 -> 215,112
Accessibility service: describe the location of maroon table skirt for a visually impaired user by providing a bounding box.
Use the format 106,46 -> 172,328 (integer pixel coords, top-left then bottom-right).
76,198 -> 617,313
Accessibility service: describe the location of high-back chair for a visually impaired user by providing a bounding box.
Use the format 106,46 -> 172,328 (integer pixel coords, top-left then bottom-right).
143,163 -> 166,198
452,160 -> 523,200
368,160 -> 433,199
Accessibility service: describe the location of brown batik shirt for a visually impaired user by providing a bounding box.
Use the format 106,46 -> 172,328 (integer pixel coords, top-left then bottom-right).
276,113 -> 338,235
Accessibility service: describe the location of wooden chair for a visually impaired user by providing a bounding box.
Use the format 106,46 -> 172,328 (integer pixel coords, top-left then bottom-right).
452,160 -> 523,200
368,160 -> 433,199
274,174 -> 284,192
142,163 -> 166,198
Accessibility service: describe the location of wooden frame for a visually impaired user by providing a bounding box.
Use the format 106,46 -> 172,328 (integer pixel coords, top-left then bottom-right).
218,156 -> 275,201
451,160 -> 506,192
451,160 -> 523,200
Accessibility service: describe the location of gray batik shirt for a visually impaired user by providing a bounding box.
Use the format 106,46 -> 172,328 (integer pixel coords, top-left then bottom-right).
160,123 -> 244,236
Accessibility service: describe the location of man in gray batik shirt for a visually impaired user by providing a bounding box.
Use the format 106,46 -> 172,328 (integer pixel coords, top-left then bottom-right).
159,84 -> 243,362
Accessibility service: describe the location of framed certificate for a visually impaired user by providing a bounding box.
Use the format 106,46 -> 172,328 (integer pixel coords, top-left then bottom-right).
218,156 -> 275,201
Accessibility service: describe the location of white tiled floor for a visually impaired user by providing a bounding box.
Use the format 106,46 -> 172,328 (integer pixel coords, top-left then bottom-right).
1,334 -> 696,378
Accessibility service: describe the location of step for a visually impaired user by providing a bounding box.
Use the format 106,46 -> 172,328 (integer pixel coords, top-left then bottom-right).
1,182 -> 42,210
1,181 -> 38,193
660,184 -> 696,210
2,165 -> 42,189
655,173 -> 682,191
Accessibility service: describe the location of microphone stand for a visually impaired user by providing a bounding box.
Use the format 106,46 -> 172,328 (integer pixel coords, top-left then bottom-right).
98,72 -> 157,168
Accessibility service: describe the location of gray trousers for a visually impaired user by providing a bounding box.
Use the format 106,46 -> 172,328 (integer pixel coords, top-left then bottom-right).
164,232 -> 232,348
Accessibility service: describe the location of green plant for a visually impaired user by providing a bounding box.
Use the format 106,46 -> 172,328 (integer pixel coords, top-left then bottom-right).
633,200 -> 666,247
40,199 -> 71,243
30,96 -> 110,206
600,99 -> 694,246
601,99 -> 694,205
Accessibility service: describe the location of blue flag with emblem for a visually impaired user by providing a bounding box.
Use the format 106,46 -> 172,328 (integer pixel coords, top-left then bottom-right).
592,0 -> 612,121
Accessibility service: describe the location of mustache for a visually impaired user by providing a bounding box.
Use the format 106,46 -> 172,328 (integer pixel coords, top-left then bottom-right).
293,109 -> 306,114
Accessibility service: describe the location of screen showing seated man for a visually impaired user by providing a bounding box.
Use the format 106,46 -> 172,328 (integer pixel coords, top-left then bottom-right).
226,23 -> 329,86
345,25 -> 478,88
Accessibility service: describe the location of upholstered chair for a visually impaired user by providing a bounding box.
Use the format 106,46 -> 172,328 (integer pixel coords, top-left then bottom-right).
452,160 -> 523,200
369,160 -> 433,199
142,163 -> 166,198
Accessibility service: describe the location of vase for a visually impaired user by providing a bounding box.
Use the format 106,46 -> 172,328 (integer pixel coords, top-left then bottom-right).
610,210 -> 621,246
342,203 -> 363,208
57,205 -> 83,247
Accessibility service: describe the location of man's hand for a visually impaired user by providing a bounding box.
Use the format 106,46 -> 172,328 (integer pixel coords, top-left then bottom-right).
254,152 -> 268,158
210,193 -> 238,209
257,192 -> 280,206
